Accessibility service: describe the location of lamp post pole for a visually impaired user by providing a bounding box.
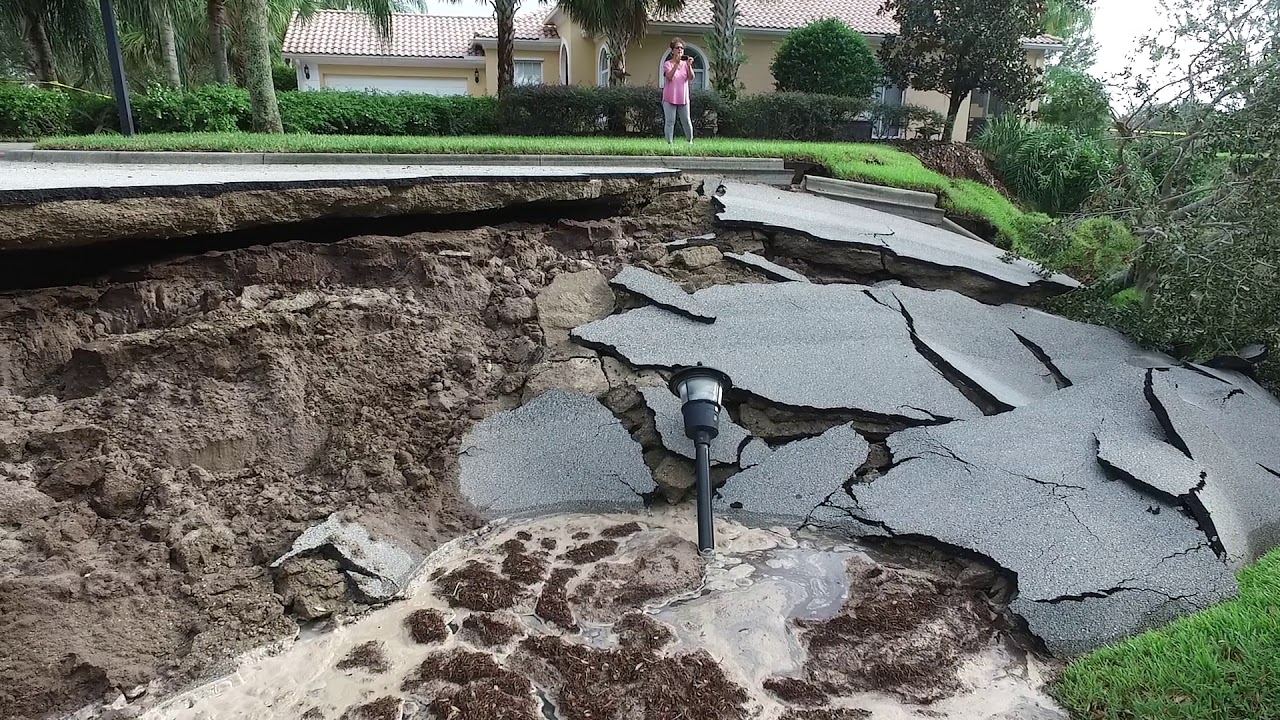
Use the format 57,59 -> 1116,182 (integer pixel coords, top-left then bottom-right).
99,0 -> 136,136
669,364 -> 733,555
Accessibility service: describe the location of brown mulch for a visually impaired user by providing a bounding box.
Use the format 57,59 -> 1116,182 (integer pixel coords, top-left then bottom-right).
780,710 -> 872,720
763,677 -> 827,706
518,635 -> 748,720
339,696 -> 403,720
561,539 -> 620,565
435,561 -> 526,612
461,612 -> 524,647
896,140 -> 1012,198
539,537 -> 558,550
535,568 -> 579,630
501,539 -> 549,585
335,640 -> 390,674
615,612 -> 674,652
404,609 -> 448,645
600,522 -> 644,539
401,649 -> 538,720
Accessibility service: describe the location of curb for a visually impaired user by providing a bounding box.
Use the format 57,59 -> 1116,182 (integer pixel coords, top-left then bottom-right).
802,175 -> 951,229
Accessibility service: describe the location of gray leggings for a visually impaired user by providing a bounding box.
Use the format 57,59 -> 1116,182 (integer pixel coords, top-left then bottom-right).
663,101 -> 693,143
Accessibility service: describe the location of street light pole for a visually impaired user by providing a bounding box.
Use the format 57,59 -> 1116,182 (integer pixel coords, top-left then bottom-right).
98,0 -> 136,136
669,364 -> 733,555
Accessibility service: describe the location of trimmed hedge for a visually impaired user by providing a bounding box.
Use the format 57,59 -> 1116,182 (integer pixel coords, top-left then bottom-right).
5,83 -> 925,144
0,85 -> 71,138
496,85 -> 727,137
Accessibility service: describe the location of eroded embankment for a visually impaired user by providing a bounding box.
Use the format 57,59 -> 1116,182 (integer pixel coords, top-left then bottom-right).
0,178 -> 722,719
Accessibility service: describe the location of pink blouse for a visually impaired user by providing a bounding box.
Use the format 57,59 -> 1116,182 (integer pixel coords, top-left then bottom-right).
662,60 -> 692,105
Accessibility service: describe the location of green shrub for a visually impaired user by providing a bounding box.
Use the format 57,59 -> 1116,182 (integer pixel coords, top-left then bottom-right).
273,62 -> 299,92
975,116 -> 1115,215
277,91 -> 497,135
723,92 -> 870,141
131,84 -> 252,132
1012,214 -> 1139,283
867,101 -> 945,139
1038,66 -> 1112,136
65,92 -> 119,134
497,85 -> 726,136
770,18 -> 880,98
0,85 -> 70,138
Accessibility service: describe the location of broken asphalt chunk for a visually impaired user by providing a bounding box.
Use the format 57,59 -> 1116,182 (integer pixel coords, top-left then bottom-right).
610,266 -> 716,323
271,514 -> 417,603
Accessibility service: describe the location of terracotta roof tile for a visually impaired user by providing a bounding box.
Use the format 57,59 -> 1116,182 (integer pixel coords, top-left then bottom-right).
283,8 -> 557,59
655,0 -> 900,35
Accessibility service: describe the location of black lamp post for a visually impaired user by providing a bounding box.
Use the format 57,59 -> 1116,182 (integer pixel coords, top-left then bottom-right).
99,0 -> 136,136
668,364 -> 732,555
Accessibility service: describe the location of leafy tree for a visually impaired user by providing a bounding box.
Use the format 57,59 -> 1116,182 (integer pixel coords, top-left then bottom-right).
707,0 -> 743,99
1038,65 -> 1111,134
878,0 -> 1047,141
2,0 -> 102,83
556,0 -> 685,86
1043,0 -> 1097,69
770,18 -> 879,98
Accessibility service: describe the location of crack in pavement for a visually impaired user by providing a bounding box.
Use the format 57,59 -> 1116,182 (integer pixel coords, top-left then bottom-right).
1010,330 -> 1073,390
1144,369 -> 1195,459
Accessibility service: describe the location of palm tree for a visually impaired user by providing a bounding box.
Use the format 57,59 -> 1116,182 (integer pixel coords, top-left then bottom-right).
207,0 -> 231,81
3,0 -> 101,83
708,0 -> 741,98
243,0 -> 281,129
557,0 -> 686,86
437,0 -> 517,94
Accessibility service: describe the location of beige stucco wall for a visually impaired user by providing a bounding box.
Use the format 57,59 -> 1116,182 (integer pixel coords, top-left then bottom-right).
482,48 -> 562,95
906,88 -> 972,142
317,64 -> 486,97
556,15 -> 600,87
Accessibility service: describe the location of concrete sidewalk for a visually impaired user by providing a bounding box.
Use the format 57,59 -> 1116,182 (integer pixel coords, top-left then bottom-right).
0,147 -> 793,184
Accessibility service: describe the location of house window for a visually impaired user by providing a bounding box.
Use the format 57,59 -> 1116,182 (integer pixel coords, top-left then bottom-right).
598,47 -> 610,86
658,43 -> 708,91
515,60 -> 543,86
560,43 -> 569,85
873,82 -> 906,138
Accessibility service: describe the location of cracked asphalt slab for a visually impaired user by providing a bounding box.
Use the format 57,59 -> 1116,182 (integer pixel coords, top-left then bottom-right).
713,181 -> 1080,293
610,266 -> 717,323
458,389 -> 655,516
573,282 -> 982,422
641,385 -> 751,466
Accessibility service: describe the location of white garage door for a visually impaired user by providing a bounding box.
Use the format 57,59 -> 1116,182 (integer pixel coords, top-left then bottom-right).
323,75 -> 468,96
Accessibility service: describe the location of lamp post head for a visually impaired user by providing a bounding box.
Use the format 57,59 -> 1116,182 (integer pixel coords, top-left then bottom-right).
669,364 -> 732,442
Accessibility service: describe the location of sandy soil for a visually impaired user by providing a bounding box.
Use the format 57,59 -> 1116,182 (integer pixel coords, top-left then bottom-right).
0,187 -> 717,719
133,510 -> 1065,720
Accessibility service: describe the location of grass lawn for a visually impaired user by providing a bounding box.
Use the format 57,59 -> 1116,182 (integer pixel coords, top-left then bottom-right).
1056,547 -> 1280,720
35,133 -> 1026,240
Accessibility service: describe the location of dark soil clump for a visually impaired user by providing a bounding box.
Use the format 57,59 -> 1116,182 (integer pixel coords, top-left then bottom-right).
764,677 -> 827,706
561,539 -> 619,564
540,537 -> 558,550
340,695 -> 403,720
516,531 -> 533,541
436,561 -> 526,612
404,608 -> 448,645
335,640 -> 390,674
517,635 -> 748,720
898,140 -> 1011,197
462,612 -> 524,647
573,535 -> 704,622
501,539 -> 549,585
600,521 -> 643,538
795,557 -> 996,703
615,612 -> 674,652
535,568 -> 579,630
780,710 -> 871,720
571,531 -> 591,540
402,649 -> 537,720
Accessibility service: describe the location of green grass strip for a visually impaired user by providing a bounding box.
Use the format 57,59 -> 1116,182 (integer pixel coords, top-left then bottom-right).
35,133 -> 1026,239
1056,547 -> 1280,720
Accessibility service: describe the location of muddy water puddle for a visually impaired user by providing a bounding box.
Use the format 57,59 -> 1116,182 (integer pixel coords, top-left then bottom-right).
137,510 -> 1065,720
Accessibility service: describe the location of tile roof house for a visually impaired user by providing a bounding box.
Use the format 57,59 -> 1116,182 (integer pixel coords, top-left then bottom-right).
282,0 -> 1060,141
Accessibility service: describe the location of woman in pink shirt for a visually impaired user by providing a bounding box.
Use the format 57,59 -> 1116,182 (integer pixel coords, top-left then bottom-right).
662,37 -> 695,145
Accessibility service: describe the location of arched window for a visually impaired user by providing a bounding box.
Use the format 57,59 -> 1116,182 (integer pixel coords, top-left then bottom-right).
560,43 -> 570,85
658,42 -> 708,91
598,46 -> 610,87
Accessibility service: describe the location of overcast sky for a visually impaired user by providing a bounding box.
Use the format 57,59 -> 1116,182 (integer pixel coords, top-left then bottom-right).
422,0 -> 1166,81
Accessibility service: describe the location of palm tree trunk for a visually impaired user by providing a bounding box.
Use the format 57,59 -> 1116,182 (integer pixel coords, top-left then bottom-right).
19,4 -> 58,83
607,30 -> 630,85
495,0 -> 516,93
159,2 -> 182,87
208,0 -> 231,83
243,0 -> 282,132
710,0 -> 741,98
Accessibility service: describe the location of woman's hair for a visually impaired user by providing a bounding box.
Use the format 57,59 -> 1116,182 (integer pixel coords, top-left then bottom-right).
669,37 -> 684,50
